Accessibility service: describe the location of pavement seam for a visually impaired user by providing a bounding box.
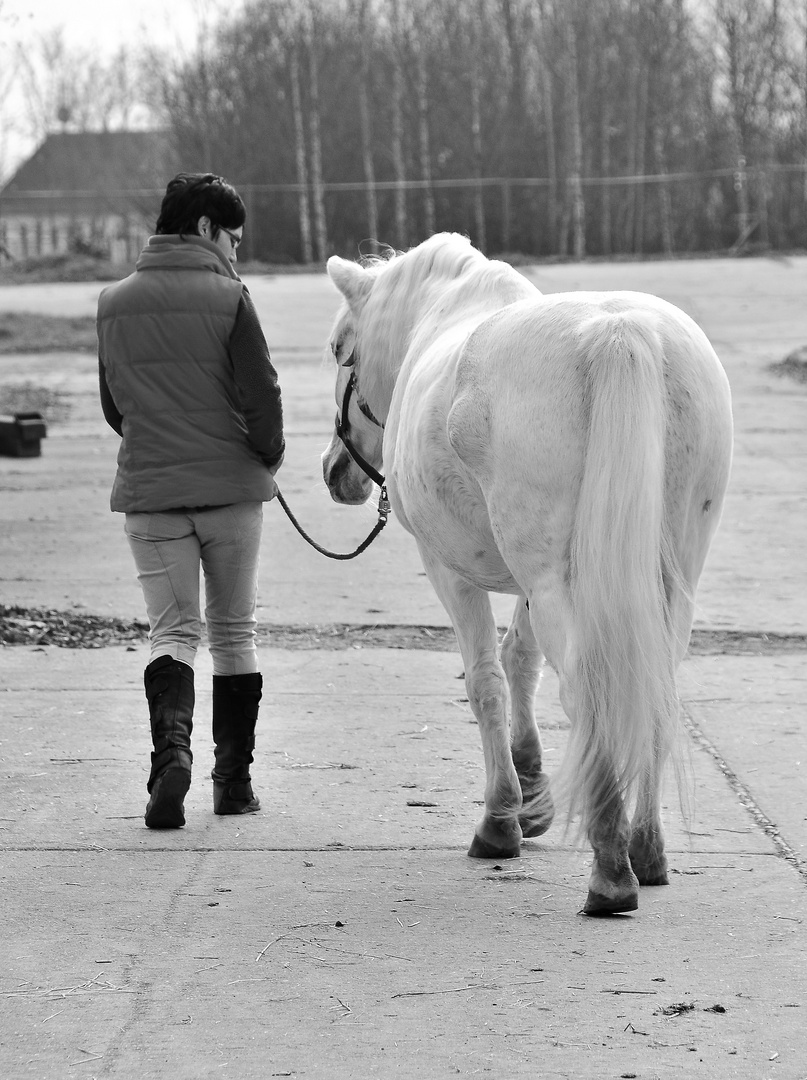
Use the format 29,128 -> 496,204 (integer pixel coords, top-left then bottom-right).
97,848 -> 209,1076
682,703 -> 807,884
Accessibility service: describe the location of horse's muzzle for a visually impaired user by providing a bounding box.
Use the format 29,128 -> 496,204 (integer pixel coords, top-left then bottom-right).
321,440 -> 374,505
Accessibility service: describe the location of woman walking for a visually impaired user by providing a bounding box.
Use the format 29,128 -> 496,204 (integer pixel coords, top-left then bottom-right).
97,173 -> 284,829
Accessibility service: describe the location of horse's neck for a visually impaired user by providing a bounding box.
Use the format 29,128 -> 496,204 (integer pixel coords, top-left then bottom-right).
406,266 -> 533,363
359,287 -> 422,416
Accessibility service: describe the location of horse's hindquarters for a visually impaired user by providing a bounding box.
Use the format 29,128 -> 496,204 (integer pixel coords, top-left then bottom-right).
452,294 -> 732,652
449,295 -> 732,913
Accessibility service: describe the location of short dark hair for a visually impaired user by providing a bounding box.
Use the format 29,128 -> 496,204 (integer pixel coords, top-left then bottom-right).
155,173 -> 246,237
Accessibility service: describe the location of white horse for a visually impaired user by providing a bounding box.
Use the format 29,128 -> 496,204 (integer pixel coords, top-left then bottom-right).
321,233 -> 733,915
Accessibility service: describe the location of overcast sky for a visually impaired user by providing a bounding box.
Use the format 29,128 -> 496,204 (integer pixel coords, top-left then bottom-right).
3,0 -> 239,52
1,0 -> 247,178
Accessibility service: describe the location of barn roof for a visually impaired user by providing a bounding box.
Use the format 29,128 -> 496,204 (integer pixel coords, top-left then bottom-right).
1,131 -> 175,196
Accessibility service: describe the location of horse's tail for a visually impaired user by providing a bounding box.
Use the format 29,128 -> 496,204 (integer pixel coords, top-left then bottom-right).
559,309 -> 683,838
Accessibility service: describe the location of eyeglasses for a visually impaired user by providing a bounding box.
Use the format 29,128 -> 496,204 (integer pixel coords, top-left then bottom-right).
218,225 -> 242,250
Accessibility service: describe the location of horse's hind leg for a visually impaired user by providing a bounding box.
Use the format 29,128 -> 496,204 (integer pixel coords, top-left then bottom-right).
628,572 -> 694,887
418,546 -> 522,859
501,597 -> 554,838
628,743 -> 669,886
584,766 -> 640,915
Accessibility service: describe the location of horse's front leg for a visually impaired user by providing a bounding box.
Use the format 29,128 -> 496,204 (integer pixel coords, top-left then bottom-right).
418,546 -> 522,859
501,597 -> 554,838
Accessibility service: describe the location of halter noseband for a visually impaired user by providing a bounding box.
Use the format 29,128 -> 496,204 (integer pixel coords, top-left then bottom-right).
334,350 -> 386,488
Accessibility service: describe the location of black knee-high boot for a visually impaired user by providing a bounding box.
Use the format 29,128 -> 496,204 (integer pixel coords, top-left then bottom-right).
211,672 -> 262,815
143,656 -> 194,829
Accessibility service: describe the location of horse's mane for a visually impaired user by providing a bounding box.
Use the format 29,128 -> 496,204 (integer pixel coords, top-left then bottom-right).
357,233 -> 536,411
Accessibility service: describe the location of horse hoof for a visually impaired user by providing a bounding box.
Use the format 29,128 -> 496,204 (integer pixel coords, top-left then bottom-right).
636,869 -> 669,887
520,819 -> 552,838
581,889 -> 639,916
630,852 -> 669,886
517,775 -> 554,837
629,828 -> 668,886
467,832 -> 520,859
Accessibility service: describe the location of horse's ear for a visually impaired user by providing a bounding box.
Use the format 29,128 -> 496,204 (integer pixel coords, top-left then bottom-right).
327,256 -> 373,310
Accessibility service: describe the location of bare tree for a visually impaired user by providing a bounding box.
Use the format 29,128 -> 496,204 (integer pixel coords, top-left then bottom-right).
353,0 -> 380,251
533,0 -> 564,252
564,7 -> 586,259
802,0 -> 807,204
466,0 -> 488,251
289,36 -> 314,263
388,0 -> 409,248
0,1 -> 21,181
712,0 -> 781,246
498,0 -> 529,174
143,0 -> 807,260
14,29 -> 145,145
147,13 -> 221,172
412,2 -> 436,237
631,30 -> 650,253
304,3 -> 328,261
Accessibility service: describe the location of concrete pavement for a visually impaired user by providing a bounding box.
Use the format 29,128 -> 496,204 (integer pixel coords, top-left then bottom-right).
2,643 -> 806,1079
2,258 -> 806,1078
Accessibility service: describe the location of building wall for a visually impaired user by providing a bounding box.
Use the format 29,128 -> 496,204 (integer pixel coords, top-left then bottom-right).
0,210 -> 150,262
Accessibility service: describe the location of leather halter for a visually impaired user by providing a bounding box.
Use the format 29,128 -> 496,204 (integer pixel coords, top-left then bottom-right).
334,351 -> 385,488
272,343 -> 390,561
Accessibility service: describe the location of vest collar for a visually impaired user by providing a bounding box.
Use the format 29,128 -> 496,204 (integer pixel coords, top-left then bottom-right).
136,234 -> 241,281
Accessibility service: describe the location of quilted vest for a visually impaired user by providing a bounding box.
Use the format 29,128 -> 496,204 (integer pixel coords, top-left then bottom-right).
97,236 -> 275,512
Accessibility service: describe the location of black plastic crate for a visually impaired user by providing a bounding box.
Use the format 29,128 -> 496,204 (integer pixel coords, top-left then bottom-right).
0,412 -> 47,457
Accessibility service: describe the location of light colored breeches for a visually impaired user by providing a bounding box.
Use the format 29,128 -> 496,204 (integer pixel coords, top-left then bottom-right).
124,502 -> 263,675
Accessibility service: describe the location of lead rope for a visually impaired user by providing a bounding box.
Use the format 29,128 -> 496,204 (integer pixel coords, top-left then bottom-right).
274,485 -> 391,560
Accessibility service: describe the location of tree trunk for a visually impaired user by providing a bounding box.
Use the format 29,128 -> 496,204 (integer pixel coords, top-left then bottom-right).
541,61 -> 559,253
415,35 -> 435,237
289,42 -> 313,264
357,0 -> 379,252
390,0 -> 408,249
565,16 -> 585,259
471,80 -> 486,252
760,0 -> 779,247
467,0 -> 486,251
654,124 -> 674,256
633,64 -> 649,254
305,9 -> 328,262
535,0 -> 559,251
501,180 -> 511,251
623,59 -> 638,253
600,101 -> 612,256
724,12 -> 751,243
499,0 -> 526,174
804,2 -> 807,206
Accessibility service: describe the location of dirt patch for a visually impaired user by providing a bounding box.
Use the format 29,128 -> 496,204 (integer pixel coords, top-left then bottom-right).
687,629 -> 807,655
0,382 -> 72,423
0,312 -> 97,353
1,606 -> 804,654
0,253 -> 130,284
770,346 -> 807,383
0,605 -> 148,648
0,254 -> 323,286
257,624 -> 807,655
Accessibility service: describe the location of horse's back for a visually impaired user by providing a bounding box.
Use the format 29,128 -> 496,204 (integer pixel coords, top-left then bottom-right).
450,290 -> 731,502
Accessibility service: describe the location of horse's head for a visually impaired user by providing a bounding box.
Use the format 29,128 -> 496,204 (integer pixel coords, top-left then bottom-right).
321,236 -> 493,504
321,256 -> 385,504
